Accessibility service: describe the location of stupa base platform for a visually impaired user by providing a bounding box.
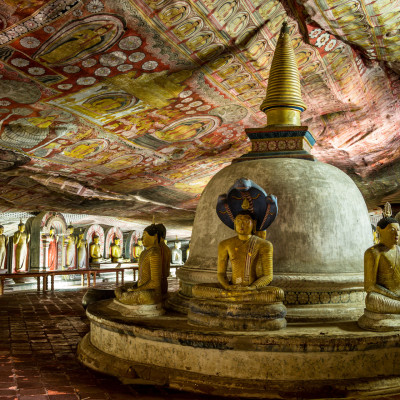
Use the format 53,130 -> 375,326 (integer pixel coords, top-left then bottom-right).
358,309 -> 400,332
188,298 -> 287,331
78,299 -> 400,399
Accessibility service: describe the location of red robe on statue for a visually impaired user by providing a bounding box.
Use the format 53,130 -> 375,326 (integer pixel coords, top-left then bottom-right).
48,237 -> 57,271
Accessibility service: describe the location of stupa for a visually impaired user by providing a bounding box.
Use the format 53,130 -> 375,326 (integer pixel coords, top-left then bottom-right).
169,22 -> 372,321
78,23 -> 400,398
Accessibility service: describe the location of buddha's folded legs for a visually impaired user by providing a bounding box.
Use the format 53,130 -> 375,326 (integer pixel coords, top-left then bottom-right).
365,291 -> 400,314
115,283 -> 162,305
192,283 -> 284,303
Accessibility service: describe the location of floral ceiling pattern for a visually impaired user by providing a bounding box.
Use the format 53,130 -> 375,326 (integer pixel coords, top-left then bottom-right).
0,0 -> 399,226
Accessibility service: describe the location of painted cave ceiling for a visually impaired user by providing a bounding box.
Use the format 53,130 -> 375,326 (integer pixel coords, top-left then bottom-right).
0,0 -> 399,227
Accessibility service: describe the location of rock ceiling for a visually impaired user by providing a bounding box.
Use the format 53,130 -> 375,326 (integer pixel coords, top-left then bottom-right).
0,0 -> 399,227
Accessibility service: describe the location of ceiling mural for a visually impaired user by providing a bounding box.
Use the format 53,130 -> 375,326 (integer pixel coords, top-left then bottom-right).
0,0 -> 399,226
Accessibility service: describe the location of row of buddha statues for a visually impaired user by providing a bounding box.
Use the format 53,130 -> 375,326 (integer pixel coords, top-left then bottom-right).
109,178 -> 400,333
0,213 -> 190,273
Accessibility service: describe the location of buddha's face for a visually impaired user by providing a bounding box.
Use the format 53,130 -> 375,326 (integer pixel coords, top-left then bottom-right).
79,234 -> 84,239
114,238 -> 120,246
234,214 -> 254,236
142,231 -> 157,248
68,227 -> 74,235
175,242 -> 181,249
93,236 -> 99,244
18,224 -> 25,233
378,223 -> 400,247
50,228 -> 55,236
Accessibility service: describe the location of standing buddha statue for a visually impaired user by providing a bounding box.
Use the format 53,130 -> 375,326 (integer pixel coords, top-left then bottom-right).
65,225 -> 77,269
0,225 -> 8,270
76,230 -> 87,269
13,221 -> 30,273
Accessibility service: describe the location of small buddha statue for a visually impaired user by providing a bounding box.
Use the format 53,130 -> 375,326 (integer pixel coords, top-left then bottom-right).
65,225 -> 77,269
0,225 -> 8,269
189,178 -> 286,330
110,237 -> 123,263
76,231 -> 87,269
171,241 -> 183,265
115,224 -> 163,306
13,221 -> 30,272
133,239 -> 144,261
358,203 -> 400,331
89,234 -> 103,264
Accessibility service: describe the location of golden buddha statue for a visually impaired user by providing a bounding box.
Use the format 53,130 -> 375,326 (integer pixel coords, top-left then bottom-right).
115,224 -> 162,306
192,212 -> 283,303
89,234 -> 103,264
156,223 -> 171,298
13,221 -> 30,272
0,225 -> 8,270
359,203 -> 400,331
110,237 -> 123,263
189,178 -> 286,330
65,225 -> 77,269
76,231 -> 87,269
133,239 -> 144,261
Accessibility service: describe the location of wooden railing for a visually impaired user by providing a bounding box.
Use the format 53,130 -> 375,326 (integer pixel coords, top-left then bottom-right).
0,265 -> 139,295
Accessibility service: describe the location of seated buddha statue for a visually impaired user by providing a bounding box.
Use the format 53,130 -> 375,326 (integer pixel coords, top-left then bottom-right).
192,212 -> 284,303
89,234 -> 103,264
115,224 -> 163,306
358,203 -> 400,331
110,237 -> 123,263
189,178 -> 286,331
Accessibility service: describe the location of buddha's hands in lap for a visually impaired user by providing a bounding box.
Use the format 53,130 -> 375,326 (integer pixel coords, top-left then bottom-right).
230,285 -> 256,291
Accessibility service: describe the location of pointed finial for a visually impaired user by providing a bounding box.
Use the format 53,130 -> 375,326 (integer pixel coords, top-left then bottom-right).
260,21 -> 306,126
383,202 -> 392,218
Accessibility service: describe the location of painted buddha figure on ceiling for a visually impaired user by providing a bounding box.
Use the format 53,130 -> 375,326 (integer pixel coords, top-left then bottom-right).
115,224 -> 163,306
189,178 -> 286,330
359,203 -> 400,331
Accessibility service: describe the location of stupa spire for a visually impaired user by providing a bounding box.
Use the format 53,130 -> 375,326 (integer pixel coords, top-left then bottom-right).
260,21 -> 306,126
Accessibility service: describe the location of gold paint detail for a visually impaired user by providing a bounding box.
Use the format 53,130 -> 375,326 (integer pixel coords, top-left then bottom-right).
260,22 -> 307,126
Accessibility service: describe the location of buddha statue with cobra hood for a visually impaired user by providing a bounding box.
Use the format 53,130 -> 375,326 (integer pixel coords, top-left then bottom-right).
188,178 -> 286,330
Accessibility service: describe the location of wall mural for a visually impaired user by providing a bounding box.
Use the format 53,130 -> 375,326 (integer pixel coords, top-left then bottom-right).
0,0 -> 399,224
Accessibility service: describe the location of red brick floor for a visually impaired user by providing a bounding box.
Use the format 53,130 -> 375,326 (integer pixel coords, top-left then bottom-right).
2,283 -> 400,400
0,281 -> 234,400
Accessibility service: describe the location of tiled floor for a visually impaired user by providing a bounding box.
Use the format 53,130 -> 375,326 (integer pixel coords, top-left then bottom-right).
0,279 -> 231,400
2,283 -> 400,400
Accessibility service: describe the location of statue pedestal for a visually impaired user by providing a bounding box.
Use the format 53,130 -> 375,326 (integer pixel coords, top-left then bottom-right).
109,299 -> 165,317
188,298 -> 286,331
78,300 -> 400,398
358,309 -> 400,332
